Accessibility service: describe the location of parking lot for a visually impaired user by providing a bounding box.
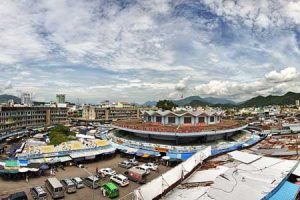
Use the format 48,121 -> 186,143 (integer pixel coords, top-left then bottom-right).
0,154 -> 171,199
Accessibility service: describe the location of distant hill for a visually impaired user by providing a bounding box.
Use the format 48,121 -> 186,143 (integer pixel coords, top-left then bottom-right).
173,96 -> 206,106
241,92 -> 300,107
173,96 -> 235,106
143,101 -> 157,107
0,94 -> 21,104
203,97 -> 236,105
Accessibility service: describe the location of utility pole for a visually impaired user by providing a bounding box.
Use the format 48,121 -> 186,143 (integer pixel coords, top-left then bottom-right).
81,167 -> 96,200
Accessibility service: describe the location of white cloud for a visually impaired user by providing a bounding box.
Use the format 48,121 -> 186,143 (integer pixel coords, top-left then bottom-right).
265,67 -> 298,83
194,67 -> 300,100
1,1 -> 300,103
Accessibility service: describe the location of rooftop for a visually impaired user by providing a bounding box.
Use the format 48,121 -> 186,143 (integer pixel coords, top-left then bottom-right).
113,119 -> 247,133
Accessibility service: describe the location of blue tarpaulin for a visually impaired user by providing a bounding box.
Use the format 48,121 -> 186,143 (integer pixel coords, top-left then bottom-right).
18,160 -> 28,167
136,149 -> 160,157
268,181 -> 300,200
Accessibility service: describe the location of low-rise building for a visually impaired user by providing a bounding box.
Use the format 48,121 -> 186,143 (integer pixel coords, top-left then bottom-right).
82,105 -> 140,121
143,110 -> 221,125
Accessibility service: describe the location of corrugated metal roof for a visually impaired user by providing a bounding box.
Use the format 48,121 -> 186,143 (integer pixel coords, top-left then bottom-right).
228,151 -> 262,164
269,181 -> 300,200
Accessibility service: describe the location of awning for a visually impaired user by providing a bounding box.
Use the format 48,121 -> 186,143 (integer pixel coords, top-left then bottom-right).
269,181 -> 300,200
59,156 -> 72,162
45,157 -> 61,164
19,168 -> 29,173
18,160 -> 28,167
1,169 -> 19,174
85,156 -> 96,160
5,160 -> 18,167
29,158 -> 46,164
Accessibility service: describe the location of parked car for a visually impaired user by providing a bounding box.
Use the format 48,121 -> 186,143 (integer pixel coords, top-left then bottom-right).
128,158 -> 138,166
6,191 -> 28,200
30,186 -> 47,200
100,182 -> 119,198
83,176 -> 100,189
142,162 -> 158,171
124,168 -> 147,184
99,168 -> 116,177
133,165 -> 151,174
71,177 -> 84,189
110,174 -> 129,187
118,160 -> 132,169
60,179 -> 77,193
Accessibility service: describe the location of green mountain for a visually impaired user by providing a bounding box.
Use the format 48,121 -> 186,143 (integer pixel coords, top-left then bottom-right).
241,92 -> 300,107
0,94 -> 21,104
173,96 -> 206,106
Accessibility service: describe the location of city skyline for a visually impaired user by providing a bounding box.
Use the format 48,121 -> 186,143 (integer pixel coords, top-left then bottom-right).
1,0 -> 300,103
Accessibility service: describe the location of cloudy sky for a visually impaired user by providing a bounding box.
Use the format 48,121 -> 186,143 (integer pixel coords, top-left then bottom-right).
1,0 -> 300,103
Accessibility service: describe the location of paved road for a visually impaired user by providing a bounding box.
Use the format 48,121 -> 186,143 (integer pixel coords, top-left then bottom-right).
0,155 -> 170,200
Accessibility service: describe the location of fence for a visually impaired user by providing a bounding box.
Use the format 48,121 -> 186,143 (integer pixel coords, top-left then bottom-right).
132,146 -> 211,200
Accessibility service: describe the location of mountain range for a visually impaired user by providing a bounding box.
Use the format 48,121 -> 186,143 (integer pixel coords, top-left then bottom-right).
0,94 -> 21,104
1,92 -> 300,107
144,92 -> 300,107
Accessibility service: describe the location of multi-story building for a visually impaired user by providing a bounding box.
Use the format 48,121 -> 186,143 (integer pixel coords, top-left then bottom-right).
82,105 -> 140,121
21,93 -> 32,106
56,94 -> 66,104
0,106 -> 67,133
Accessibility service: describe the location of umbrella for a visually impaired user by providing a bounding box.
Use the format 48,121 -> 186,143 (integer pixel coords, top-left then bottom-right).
39,164 -> 49,170
19,168 -> 29,173
29,168 -> 39,172
162,156 -> 170,160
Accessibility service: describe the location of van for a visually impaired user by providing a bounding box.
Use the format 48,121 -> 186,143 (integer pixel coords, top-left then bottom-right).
45,178 -> 64,199
110,174 -> 129,187
30,186 -> 47,200
60,179 -> 76,193
125,168 -> 147,184
133,165 -> 151,175
83,176 -> 100,189
100,182 -> 119,198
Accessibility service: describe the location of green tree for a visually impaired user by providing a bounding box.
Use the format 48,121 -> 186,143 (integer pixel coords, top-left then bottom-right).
156,100 -> 177,110
49,125 -> 76,145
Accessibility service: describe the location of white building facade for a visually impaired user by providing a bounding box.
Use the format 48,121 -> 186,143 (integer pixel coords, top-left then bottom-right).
143,110 -> 221,125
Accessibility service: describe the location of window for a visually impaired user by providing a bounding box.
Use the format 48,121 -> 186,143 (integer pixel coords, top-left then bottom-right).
168,117 -> 176,124
156,116 -> 162,123
198,117 -> 205,123
210,116 -> 215,122
184,117 -> 191,124
148,116 -> 151,122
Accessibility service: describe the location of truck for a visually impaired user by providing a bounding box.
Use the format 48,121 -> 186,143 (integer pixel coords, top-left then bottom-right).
124,168 -> 147,184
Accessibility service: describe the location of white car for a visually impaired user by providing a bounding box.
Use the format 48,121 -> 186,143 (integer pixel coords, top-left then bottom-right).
110,174 -> 129,187
99,168 -> 116,176
132,165 -> 151,175
142,163 -> 158,171
71,177 -> 85,189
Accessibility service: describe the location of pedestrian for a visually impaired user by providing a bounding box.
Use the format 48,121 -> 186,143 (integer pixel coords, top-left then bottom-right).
96,167 -> 98,174
26,174 -> 28,183
102,188 -> 106,197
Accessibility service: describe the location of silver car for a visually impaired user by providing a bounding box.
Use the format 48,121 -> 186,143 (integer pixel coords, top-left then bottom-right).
60,179 -> 77,193
30,186 -> 47,200
71,177 -> 84,189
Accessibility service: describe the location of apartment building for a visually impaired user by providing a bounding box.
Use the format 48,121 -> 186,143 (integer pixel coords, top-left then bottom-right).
0,106 -> 67,133
82,105 -> 140,121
